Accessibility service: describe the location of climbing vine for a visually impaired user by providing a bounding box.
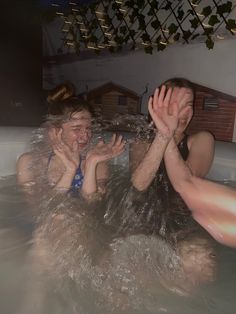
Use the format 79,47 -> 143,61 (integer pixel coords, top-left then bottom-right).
46,0 -> 236,54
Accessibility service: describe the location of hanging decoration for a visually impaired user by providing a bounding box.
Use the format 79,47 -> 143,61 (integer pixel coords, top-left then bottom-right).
47,0 -> 236,54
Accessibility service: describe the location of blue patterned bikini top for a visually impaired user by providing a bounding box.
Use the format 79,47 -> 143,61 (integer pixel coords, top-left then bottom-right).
71,162 -> 84,190
48,153 -> 84,190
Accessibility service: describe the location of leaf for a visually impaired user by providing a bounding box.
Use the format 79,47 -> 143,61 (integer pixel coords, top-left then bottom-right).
206,38 -> 214,49
129,30 -> 136,37
144,45 -> 153,54
150,0 -> 159,10
157,41 -> 167,51
168,23 -> 178,35
173,32 -> 180,41
138,14 -> 146,31
217,1 -> 232,15
89,35 -> 98,43
114,35 -> 124,45
208,15 -> 220,26
141,32 -> 151,42
182,30 -> 192,41
148,8 -> 155,16
124,0 -> 134,8
120,26 -> 127,35
128,14 -> 135,24
164,2 -> 171,10
112,2 -> 120,10
204,27 -> 214,35
151,19 -> 161,30
116,12 -> 123,21
190,18 -> 199,29
191,33 -> 200,40
187,9 -> 194,16
136,0 -> 144,9
201,6 -> 212,17
226,19 -> 236,30
177,7 -> 184,21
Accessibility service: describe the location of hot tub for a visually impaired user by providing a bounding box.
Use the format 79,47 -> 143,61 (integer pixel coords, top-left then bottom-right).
1,126 -> 236,181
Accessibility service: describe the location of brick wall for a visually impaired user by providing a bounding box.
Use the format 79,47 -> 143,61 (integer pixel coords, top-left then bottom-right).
187,89 -> 236,142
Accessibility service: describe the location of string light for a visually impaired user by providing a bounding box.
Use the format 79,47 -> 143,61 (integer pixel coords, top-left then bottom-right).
202,22 -> 212,28
162,29 -> 169,33
159,41 -> 168,45
95,11 -> 104,15
66,41 -> 75,46
87,45 -> 99,50
197,12 -> 204,17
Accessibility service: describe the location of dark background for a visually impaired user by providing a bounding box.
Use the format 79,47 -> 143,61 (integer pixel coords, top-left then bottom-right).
0,0 -> 46,126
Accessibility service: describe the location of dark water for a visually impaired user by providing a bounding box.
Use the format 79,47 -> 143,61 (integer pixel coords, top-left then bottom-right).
0,176 -> 236,314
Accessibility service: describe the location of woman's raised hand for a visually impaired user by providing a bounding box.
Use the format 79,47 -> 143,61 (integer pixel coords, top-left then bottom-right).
48,128 -> 80,173
148,85 -> 179,139
86,134 -> 125,164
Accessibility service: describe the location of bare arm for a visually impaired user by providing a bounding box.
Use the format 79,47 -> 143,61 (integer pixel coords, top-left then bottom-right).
131,134 -> 170,191
174,174 -> 236,248
81,135 -> 125,199
131,86 -> 178,191
164,138 -> 236,247
185,131 -> 215,177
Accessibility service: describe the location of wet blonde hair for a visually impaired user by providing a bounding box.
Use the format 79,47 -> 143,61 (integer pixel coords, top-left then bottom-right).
45,82 -> 93,127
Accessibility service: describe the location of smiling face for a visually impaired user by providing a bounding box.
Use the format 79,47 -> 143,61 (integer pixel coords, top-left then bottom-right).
170,87 -> 194,135
61,110 -> 92,151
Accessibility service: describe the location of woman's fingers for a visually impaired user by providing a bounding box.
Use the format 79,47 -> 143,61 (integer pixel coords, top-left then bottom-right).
163,87 -> 172,108
157,85 -> 166,107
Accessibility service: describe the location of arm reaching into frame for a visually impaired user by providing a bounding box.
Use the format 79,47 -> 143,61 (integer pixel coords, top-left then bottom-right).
165,138 -> 236,248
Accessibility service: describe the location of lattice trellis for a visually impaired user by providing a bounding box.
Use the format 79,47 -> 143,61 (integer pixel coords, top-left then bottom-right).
50,0 -> 236,54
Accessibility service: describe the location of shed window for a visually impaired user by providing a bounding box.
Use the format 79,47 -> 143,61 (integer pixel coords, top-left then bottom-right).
203,97 -> 218,110
118,96 -> 127,106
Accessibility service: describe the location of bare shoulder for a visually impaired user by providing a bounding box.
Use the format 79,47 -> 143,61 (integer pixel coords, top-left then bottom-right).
187,131 -> 214,149
16,152 -> 34,184
186,131 -> 215,177
17,152 -> 33,168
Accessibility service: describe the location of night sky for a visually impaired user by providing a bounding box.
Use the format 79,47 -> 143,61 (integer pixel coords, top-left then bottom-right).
39,0 -> 97,7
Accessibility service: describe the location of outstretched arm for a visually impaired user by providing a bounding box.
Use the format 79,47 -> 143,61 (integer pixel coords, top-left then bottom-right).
176,174 -> 236,248
164,137 -> 236,247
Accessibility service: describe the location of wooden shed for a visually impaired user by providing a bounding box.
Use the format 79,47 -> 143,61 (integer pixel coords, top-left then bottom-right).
86,82 -> 141,119
187,83 -> 236,142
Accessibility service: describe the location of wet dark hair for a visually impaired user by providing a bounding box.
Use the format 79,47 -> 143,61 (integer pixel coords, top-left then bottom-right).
147,77 -> 195,124
162,77 -> 194,91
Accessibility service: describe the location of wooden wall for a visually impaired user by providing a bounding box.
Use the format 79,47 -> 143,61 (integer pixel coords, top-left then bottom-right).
187,89 -> 236,142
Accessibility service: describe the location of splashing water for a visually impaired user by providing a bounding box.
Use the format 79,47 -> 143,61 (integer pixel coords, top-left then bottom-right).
1,115 -> 235,314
